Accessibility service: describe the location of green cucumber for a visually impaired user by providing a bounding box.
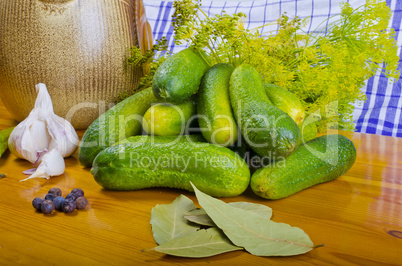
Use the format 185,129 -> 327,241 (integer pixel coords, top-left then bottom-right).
142,98 -> 196,136
263,83 -> 305,126
91,136 -> 250,197
229,64 -> 300,160
152,47 -> 210,103
250,134 -> 356,200
299,115 -> 318,143
118,134 -> 206,145
197,63 -> 238,146
78,87 -> 157,167
0,127 -> 14,158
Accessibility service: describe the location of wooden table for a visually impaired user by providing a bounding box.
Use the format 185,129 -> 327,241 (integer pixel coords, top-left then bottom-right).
0,99 -> 401,265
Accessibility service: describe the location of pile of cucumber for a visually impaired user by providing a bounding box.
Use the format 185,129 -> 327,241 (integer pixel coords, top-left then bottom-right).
78,47 -> 357,199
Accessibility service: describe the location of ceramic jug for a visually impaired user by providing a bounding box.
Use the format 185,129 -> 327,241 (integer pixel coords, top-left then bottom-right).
0,0 -> 152,129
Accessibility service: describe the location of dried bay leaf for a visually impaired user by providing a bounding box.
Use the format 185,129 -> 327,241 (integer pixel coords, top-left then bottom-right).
229,202 -> 273,220
150,195 -> 199,245
184,202 -> 273,226
191,183 -> 315,256
184,208 -> 216,227
153,227 -> 243,257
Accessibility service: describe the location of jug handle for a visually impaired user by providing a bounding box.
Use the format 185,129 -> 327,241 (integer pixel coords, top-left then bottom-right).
136,0 -> 153,55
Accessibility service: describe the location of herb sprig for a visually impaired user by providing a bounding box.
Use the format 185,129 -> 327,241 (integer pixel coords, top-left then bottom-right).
116,37 -> 169,103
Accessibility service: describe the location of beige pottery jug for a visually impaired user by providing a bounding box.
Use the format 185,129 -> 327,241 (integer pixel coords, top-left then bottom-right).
0,0 -> 152,129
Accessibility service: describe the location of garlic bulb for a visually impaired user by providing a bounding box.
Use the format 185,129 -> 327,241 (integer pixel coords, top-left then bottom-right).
20,149 -> 65,181
8,83 -> 79,164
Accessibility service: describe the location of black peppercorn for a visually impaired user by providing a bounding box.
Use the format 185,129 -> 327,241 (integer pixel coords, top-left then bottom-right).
32,197 -> 44,210
48,187 -> 62,197
75,197 -> 88,210
44,193 -> 56,201
71,188 -> 84,198
65,193 -> 78,201
40,200 -> 55,214
53,196 -> 65,210
62,199 -> 76,213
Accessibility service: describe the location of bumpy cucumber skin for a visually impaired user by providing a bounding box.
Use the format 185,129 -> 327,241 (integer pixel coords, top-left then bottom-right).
251,134 -> 357,200
197,63 -> 238,146
91,138 -> 250,197
78,87 -> 157,168
229,64 -> 300,160
142,98 -> 196,136
152,47 -> 210,103
299,118 -> 317,143
263,83 -> 305,126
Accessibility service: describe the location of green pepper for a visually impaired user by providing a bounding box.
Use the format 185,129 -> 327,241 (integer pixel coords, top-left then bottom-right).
0,127 -> 14,158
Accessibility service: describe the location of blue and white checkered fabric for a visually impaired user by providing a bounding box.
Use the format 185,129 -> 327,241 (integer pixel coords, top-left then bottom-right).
144,0 -> 402,137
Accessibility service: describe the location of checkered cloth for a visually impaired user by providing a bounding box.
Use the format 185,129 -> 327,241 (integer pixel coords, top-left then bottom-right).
144,0 -> 402,137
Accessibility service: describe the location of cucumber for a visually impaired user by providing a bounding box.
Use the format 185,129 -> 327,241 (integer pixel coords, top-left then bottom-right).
78,87 -> 157,167
91,136 -> 250,197
299,115 -> 318,143
152,47 -> 211,103
263,83 -> 305,126
142,98 -> 196,136
229,64 -> 300,161
0,127 -> 14,158
197,63 -> 238,146
118,134 -> 206,145
250,134 -> 356,200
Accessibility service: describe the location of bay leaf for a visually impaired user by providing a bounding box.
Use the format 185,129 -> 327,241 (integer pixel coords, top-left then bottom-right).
184,208 -> 216,227
153,227 -> 243,257
150,194 -> 199,245
184,202 -> 272,227
191,183 -> 315,256
229,202 -> 273,220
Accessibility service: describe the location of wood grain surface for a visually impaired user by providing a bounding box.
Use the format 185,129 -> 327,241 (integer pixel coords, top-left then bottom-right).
0,99 -> 401,265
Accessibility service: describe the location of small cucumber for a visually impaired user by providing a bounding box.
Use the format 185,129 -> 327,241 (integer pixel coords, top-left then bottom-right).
142,98 -> 196,136
229,64 -> 300,160
78,87 -> 157,167
118,134 -> 206,145
91,136 -> 250,197
0,127 -> 14,158
250,134 -> 356,200
152,47 -> 210,103
263,83 -> 305,126
197,63 -> 238,146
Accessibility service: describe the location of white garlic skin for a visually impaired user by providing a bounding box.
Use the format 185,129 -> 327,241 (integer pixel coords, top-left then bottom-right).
8,83 -> 79,164
20,149 -> 65,181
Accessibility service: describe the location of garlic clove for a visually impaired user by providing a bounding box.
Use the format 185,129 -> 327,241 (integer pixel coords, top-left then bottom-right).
8,83 -> 79,165
29,119 -> 51,151
33,149 -> 49,168
8,113 -> 44,163
20,149 -> 65,182
22,168 -> 36,175
20,168 -> 49,181
46,114 -> 79,157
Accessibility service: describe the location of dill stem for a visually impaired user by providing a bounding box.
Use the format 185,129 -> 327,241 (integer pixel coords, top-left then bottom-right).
249,21 -> 278,33
197,7 -> 212,23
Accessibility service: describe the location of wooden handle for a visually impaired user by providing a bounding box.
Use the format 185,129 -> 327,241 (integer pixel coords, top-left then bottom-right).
136,0 -> 153,54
